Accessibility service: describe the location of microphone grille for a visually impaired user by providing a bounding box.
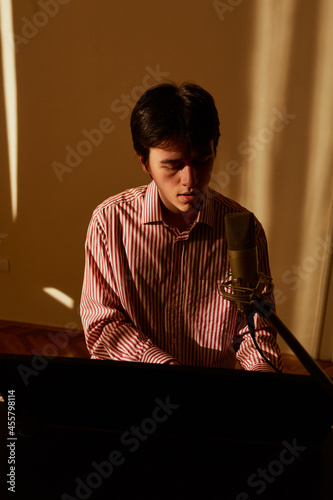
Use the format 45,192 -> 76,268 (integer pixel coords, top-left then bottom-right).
225,212 -> 256,250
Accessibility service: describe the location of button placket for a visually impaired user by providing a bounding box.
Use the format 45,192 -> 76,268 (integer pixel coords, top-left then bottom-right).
167,238 -> 185,353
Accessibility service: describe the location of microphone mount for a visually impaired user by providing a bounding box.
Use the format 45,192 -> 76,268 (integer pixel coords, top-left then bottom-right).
219,272 -> 274,313
219,274 -> 333,400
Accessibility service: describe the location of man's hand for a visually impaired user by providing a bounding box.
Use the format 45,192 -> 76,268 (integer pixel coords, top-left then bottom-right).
168,360 -> 181,365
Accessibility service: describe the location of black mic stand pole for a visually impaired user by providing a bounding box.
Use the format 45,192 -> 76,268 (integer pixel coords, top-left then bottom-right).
250,293 -> 333,401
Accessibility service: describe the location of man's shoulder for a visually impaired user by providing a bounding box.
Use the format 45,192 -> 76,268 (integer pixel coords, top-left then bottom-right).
209,189 -> 249,214
93,185 -> 148,216
209,190 -> 265,239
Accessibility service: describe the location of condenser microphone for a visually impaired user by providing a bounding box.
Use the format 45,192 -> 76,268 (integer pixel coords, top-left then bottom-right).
220,212 -> 273,312
223,212 -> 277,370
225,212 -> 258,289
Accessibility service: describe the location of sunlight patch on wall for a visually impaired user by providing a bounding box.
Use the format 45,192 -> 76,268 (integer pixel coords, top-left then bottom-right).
43,287 -> 75,309
0,0 -> 18,221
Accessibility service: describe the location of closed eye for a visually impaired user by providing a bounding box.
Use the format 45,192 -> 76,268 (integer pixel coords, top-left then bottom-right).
161,160 -> 185,170
160,151 -> 214,170
192,155 -> 213,167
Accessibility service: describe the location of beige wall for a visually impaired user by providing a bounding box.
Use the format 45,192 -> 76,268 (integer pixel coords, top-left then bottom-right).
1,0 -> 332,358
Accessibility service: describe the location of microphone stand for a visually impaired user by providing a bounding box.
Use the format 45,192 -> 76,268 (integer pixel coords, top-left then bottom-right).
250,293 -> 333,401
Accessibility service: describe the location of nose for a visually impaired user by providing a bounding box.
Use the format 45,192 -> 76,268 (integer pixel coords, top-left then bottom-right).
181,165 -> 197,187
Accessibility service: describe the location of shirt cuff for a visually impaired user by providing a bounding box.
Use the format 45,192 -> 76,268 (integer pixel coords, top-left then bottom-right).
141,346 -> 176,364
246,362 -> 279,372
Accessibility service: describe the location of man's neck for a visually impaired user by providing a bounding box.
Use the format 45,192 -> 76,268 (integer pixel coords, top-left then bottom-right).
161,203 -> 198,232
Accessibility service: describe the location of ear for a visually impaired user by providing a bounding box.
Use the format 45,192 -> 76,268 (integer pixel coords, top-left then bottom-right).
139,155 -> 150,174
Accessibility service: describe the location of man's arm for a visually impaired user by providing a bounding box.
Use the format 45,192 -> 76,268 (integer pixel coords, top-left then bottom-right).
235,316 -> 283,372
80,214 -> 176,364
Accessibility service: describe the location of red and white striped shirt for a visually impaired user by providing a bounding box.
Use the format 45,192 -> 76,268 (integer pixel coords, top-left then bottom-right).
80,181 -> 283,371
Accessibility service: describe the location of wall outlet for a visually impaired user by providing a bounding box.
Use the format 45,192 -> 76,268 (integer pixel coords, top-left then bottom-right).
0,258 -> 10,273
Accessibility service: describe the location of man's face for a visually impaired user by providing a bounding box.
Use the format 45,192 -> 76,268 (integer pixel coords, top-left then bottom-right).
140,140 -> 215,219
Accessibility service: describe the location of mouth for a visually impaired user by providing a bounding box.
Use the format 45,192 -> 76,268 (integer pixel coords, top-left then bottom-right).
178,191 -> 201,204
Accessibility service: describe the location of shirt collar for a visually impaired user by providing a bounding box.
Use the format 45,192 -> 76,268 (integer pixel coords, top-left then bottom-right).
141,181 -> 215,227
142,181 -> 163,224
195,188 -> 215,228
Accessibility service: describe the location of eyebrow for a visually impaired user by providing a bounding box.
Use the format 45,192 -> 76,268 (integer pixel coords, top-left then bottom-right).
160,158 -> 182,164
159,149 -> 213,164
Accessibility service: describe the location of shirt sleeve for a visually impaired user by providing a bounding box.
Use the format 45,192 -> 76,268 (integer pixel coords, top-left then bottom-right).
80,212 -> 176,364
234,315 -> 283,372
233,219 -> 284,372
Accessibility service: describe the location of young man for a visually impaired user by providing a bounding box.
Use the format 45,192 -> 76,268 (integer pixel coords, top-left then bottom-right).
80,82 -> 283,371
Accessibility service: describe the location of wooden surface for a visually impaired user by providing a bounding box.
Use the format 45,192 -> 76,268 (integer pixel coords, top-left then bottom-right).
0,319 -> 332,376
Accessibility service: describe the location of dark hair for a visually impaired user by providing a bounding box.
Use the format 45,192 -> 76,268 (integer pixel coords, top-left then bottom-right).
130,82 -> 221,166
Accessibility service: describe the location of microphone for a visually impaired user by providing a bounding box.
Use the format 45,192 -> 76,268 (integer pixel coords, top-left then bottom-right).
225,212 -> 258,289
222,211 -> 278,371
220,212 -> 273,312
